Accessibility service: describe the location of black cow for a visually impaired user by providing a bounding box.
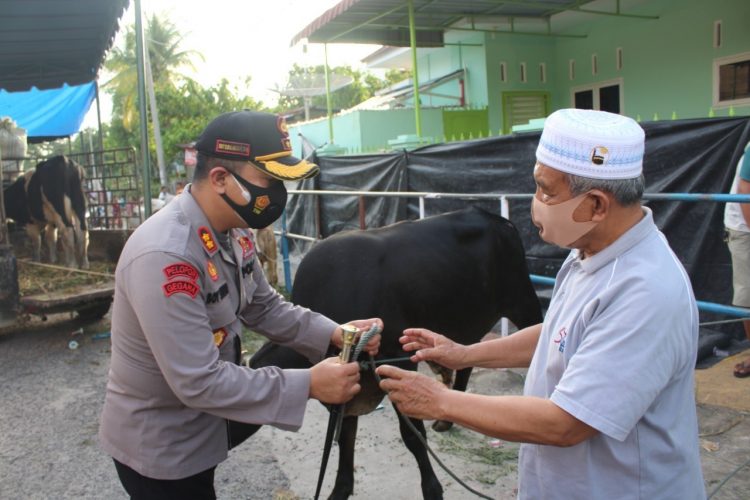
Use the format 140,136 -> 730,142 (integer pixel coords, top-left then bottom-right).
3,155 -> 89,268
248,207 -> 543,500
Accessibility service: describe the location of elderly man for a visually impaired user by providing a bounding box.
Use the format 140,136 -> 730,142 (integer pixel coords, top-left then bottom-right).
377,109 -> 704,499
100,110 -> 381,499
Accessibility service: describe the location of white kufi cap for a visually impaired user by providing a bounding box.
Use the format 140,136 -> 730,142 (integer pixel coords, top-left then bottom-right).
536,109 -> 645,179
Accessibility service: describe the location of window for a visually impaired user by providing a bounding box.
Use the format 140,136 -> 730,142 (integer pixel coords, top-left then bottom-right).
616,47 -> 623,70
539,63 -> 547,83
714,52 -> 750,106
499,62 -> 507,83
569,59 -> 575,81
714,21 -> 722,49
592,54 -> 598,76
520,62 -> 527,83
571,79 -> 624,114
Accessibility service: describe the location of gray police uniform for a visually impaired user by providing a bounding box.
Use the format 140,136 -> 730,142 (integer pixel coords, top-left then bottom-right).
99,187 -> 337,480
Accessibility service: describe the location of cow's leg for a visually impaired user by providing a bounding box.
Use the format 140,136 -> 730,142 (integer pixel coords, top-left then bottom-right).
44,224 -> 58,263
74,223 -> 90,269
329,415 -> 358,500
432,367 -> 473,432
26,224 -> 42,262
267,257 -> 278,287
59,225 -> 76,267
395,408 -> 443,500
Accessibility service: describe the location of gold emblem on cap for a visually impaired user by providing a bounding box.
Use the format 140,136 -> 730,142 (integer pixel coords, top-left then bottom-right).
277,116 -> 289,135
261,159 -> 320,180
591,146 -> 609,165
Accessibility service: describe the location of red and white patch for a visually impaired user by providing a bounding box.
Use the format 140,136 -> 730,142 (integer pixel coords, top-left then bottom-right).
213,328 -> 228,347
215,139 -> 250,157
163,280 -> 200,299
206,260 -> 219,281
163,262 -> 199,281
198,226 -> 218,255
238,236 -> 254,259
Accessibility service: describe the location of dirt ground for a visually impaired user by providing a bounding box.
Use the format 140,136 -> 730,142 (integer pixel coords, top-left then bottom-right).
0,312 -> 748,500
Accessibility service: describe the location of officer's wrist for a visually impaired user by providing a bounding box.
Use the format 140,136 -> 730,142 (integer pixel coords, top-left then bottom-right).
331,327 -> 343,349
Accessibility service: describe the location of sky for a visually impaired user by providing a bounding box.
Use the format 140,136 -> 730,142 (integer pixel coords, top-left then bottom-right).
84,0 -> 382,126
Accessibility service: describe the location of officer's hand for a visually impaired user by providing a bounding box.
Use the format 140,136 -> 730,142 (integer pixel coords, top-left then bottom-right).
331,318 -> 384,356
400,328 -> 469,370
309,357 -> 361,404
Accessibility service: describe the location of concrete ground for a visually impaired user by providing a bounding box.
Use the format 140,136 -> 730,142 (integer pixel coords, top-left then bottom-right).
0,312 -> 748,499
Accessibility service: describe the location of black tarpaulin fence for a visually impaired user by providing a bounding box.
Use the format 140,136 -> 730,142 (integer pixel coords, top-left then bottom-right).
286,117 -> 750,343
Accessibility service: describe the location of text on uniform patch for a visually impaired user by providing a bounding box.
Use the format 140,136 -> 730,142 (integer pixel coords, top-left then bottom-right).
163,262 -> 199,281
163,280 -> 200,299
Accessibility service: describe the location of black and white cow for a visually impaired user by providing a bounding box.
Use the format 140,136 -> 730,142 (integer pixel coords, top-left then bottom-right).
249,207 -> 543,500
3,155 -> 89,269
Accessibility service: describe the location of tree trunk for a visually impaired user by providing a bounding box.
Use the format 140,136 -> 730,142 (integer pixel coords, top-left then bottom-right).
144,44 -> 167,187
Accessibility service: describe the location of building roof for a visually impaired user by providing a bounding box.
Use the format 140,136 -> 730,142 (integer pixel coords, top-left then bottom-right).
289,0 -> 635,47
0,0 -> 129,92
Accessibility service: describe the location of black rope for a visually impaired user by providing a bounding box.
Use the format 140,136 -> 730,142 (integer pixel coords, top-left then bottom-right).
367,355 -> 494,500
707,455 -> 750,498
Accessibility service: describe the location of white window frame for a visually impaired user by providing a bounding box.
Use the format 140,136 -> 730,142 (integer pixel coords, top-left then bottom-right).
569,59 -> 575,81
539,62 -> 547,83
570,78 -> 625,112
520,62 -> 527,83
592,54 -> 598,76
713,52 -> 750,107
499,61 -> 508,83
616,47 -> 623,71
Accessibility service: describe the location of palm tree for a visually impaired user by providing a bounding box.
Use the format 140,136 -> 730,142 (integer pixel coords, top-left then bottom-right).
104,14 -> 202,184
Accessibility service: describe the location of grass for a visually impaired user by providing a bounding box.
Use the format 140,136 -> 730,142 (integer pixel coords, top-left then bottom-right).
434,426 -> 519,480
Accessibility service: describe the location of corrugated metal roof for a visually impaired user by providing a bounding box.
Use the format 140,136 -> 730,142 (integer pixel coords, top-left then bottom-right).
290,0 -> 602,47
0,0 -> 129,91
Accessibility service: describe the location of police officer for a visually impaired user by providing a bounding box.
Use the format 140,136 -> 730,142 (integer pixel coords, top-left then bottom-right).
99,110 -> 382,499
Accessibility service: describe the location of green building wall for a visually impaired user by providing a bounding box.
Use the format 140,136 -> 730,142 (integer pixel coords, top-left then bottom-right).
290,0 -> 749,154
289,108 -> 445,156
549,0 -> 750,120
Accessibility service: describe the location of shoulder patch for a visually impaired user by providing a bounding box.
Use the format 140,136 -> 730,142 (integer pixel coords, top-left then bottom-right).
238,235 -> 254,259
163,262 -> 199,281
163,280 -> 200,299
198,226 -> 218,254
206,260 -> 219,281
213,328 -> 228,348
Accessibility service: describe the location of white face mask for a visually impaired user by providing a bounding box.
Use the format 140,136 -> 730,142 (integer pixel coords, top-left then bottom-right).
531,192 -> 598,248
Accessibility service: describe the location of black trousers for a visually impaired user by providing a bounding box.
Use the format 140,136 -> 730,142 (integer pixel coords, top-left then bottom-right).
113,459 -> 217,500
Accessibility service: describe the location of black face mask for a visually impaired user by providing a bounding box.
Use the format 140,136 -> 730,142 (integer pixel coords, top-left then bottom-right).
221,171 -> 287,229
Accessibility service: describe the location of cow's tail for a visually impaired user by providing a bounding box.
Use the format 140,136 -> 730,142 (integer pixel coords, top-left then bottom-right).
68,161 -> 87,231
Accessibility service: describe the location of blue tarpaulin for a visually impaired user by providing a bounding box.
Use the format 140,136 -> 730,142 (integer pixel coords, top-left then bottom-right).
0,82 -> 95,140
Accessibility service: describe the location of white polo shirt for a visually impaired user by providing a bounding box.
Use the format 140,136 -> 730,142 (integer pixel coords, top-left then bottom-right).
519,207 -> 705,500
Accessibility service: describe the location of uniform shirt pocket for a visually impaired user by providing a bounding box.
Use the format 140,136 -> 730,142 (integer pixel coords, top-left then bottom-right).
205,281 -> 235,330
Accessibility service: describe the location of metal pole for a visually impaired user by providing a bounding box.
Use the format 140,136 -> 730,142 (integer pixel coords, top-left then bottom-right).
407,0 -> 422,138
500,196 -> 510,336
95,80 -> 104,152
134,0 -> 152,217
281,211 -> 293,293
0,147 -> 7,245
324,44 -> 334,143
358,196 -> 366,229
